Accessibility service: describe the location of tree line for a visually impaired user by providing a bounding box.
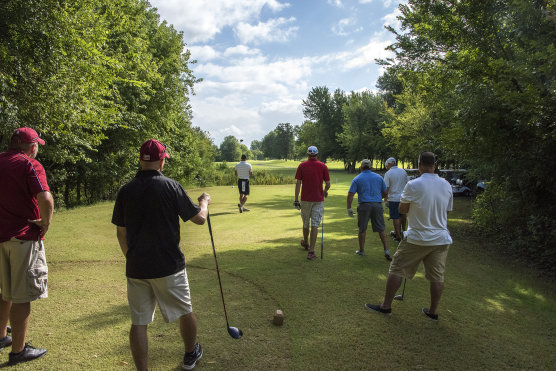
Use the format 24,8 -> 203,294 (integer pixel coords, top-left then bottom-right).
0,0 -> 215,207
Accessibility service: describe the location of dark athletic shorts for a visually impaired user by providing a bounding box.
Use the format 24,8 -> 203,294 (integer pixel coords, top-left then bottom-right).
388,201 -> 401,219
357,202 -> 385,233
238,179 -> 250,195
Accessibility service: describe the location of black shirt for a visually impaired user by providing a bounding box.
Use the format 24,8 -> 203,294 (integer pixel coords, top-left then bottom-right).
111,170 -> 200,279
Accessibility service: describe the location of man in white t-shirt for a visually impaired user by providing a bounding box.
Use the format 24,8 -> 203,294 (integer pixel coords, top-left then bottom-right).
384,157 -> 409,242
234,154 -> 253,213
365,152 -> 453,321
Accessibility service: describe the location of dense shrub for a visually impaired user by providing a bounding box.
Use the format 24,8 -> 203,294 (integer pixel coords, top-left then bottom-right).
473,180 -> 556,273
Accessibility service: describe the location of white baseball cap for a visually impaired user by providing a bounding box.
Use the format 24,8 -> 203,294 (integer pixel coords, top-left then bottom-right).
385,157 -> 396,166
307,146 -> 318,155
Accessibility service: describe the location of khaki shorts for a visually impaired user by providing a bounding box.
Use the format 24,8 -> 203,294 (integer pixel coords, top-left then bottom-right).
300,201 -> 324,228
389,240 -> 450,282
127,269 -> 193,325
0,239 -> 48,303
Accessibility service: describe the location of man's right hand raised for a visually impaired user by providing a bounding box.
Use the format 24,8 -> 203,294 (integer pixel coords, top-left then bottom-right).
198,193 -> 211,204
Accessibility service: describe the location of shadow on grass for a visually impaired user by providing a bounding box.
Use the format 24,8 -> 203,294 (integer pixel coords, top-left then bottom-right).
179,199 -> 556,369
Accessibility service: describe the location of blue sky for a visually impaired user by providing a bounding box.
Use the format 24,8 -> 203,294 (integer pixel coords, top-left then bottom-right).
149,0 -> 404,146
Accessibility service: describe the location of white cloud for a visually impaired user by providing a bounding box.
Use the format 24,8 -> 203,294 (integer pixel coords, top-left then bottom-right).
188,45 -> 220,61
236,17 -> 298,44
223,45 -> 261,57
194,55 -> 314,93
260,97 -> 303,115
332,33 -> 393,70
328,0 -> 344,7
150,0 -> 291,43
332,17 -> 357,36
382,6 -> 402,30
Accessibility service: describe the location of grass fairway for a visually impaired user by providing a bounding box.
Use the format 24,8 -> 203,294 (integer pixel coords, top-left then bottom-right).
10,168 -> 556,370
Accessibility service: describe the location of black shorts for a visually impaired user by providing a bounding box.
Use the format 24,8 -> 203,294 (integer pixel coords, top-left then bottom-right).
357,202 -> 385,233
238,179 -> 250,195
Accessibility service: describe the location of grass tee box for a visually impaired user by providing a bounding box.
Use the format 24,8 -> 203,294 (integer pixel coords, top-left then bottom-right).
27,164 -> 556,369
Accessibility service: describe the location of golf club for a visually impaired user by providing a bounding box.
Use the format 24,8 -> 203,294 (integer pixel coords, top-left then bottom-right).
207,213 -> 243,339
321,211 -> 324,260
394,278 -> 406,301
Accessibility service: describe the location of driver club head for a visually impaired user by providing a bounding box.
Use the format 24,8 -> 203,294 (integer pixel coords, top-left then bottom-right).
227,326 -> 243,339
393,294 -> 404,301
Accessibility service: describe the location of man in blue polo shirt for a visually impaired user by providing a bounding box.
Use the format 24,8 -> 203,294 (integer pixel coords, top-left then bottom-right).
346,159 -> 391,261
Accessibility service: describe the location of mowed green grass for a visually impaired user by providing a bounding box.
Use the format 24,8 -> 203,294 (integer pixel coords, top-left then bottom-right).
7,166 -> 556,370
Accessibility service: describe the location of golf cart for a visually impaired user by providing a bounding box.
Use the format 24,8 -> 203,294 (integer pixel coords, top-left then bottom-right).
451,179 -> 473,196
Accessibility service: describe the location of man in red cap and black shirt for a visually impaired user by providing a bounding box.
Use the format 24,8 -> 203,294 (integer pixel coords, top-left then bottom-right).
0,127 -> 53,365
112,139 -> 210,370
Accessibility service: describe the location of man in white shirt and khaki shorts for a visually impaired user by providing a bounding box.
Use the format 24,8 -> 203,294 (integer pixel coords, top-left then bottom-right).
365,152 -> 453,321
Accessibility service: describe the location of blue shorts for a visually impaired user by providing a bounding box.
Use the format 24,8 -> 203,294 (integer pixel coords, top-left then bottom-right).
388,202 -> 400,219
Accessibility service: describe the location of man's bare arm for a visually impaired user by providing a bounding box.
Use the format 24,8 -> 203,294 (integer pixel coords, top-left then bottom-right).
295,179 -> 302,201
28,191 -> 54,236
324,181 -> 331,197
116,226 -> 128,256
190,193 -> 211,225
347,192 -> 355,209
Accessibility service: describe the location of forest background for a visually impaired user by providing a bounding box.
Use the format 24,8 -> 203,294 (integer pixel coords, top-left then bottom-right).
1,0 -> 555,272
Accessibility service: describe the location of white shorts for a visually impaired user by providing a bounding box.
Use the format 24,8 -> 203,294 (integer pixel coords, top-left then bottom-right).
127,269 -> 193,325
0,238 -> 48,303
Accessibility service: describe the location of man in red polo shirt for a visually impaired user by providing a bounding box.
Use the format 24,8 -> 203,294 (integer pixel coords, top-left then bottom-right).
294,146 -> 330,260
0,127 -> 53,365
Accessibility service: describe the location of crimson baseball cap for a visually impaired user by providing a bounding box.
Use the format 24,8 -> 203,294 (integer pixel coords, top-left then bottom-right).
13,127 -> 45,145
140,139 -> 170,161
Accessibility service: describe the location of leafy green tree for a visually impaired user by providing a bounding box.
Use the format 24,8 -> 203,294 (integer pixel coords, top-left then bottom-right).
338,91 -> 388,170
302,86 -> 346,162
261,130 -> 280,159
382,0 -> 556,267
295,120 -> 320,159
219,135 -> 241,162
0,0 -> 212,206
250,139 -> 264,160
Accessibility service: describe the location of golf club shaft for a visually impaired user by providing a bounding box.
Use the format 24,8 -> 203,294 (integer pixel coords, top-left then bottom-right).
401,278 -> 406,297
321,212 -> 324,259
207,214 -> 230,326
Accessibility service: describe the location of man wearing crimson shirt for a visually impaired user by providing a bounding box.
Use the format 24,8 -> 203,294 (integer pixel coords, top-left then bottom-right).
0,127 -> 53,365
294,146 -> 330,260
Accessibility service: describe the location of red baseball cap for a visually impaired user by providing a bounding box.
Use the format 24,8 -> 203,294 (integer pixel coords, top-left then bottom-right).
13,127 -> 45,145
140,139 -> 170,161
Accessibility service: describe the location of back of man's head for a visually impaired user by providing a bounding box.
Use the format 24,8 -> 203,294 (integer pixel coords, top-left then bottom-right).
9,127 -> 44,153
241,154 -> 247,160
361,159 -> 372,170
307,146 -> 318,158
418,152 -> 436,167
